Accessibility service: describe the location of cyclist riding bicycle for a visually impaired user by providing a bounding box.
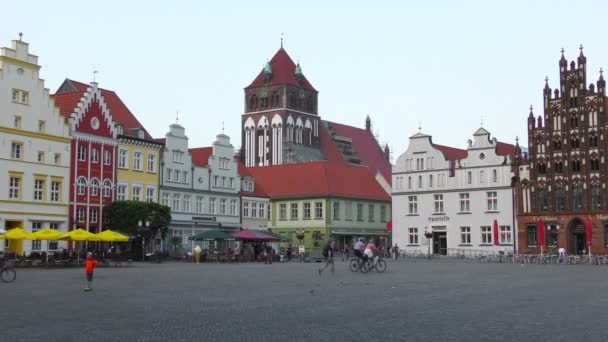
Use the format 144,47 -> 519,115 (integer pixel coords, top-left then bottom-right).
353,239 -> 365,260
364,240 -> 377,263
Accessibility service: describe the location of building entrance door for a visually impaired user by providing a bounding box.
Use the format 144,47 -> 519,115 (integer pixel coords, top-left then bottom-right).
568,218 -> 586,255
432,232 -> 447,255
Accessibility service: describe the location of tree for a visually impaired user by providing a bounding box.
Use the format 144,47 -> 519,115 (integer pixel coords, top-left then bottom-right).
104,201 -> 171,237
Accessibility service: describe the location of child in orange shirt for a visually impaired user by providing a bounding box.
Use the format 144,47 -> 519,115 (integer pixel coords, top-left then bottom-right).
84,252 -> 99,292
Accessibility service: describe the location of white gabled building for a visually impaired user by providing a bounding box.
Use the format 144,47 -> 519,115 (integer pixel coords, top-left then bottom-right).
0,38 -> 71,255
159,124 -> 241,252
392,128 -> 517,255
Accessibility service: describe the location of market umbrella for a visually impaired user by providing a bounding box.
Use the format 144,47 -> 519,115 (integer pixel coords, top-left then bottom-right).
538,219 -> 545,255
0,228 -> 6,235
492,220 -> 500,246
585,217 -> 593,256
189,230 -> 239,241
0,228 -> 36,240
96,230 -> 129,242
59,229 -> 101,242
32,228 -> 64,262
32,228 -> 63,240
59,229 -> 100,263
231,229 -> 280,242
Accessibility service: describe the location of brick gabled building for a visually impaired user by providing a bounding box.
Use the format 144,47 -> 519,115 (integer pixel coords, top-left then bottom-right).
52,82 -> 118,234
517,47 -> 608,255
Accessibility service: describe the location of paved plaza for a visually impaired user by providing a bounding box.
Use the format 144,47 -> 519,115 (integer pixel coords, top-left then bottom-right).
2,259 -> 608,342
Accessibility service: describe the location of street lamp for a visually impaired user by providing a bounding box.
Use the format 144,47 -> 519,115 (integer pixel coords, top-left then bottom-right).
138,219 -> 150,261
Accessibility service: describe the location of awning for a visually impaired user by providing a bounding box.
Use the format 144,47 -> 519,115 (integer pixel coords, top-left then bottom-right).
231,229 -> 280,242
331,230 -> 389,236
253,229 -> 290,242
189,230 -> 240,241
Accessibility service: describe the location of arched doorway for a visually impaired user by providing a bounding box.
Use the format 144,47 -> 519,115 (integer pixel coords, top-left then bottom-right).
567,218 -> 586,255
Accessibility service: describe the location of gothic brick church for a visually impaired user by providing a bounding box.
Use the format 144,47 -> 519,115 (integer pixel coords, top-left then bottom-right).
517,46 -> 608,255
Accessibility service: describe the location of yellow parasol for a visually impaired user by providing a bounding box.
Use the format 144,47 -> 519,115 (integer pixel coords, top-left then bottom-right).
59,228 -> 101,241
96,230 -> 129,242
32,228 -> 64,240
0,228 -> 36,240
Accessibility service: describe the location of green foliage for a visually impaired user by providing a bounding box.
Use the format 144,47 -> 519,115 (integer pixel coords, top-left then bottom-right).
104,201 -> 171,237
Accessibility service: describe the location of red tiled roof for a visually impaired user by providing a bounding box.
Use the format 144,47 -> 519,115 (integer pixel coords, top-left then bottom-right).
433,144 -> 468,161
189,147 -> 213,167
325,121 -> 392,183
246,48 -> 316,91
496,142 -> 515,159
319,122 -> 347,165
247,162 -> 390,202
154,138 -> 166,145
236,158 -> 269,198
52,79 -> 152,140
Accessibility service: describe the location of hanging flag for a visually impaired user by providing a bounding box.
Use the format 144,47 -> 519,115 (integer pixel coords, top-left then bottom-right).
538,219 -> 545,247
585,218 -> 592,247
493,220 -> 499,246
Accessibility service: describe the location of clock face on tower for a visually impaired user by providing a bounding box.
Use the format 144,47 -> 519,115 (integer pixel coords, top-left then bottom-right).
91,117 -> 100,130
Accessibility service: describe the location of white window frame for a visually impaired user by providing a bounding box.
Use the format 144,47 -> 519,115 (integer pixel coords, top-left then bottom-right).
117,183 -> 128,201
408,196 -> 418,214
183,195 -> 191,213
118,149 -> 128,169
77,177 -> 87,196
460,226 -> 471,244
459,193 -> 470,212
243,201 -> 250,217
133,151 -> 143,171
132,185 -> 142,201
315,202 -> 323,219
103,150 -> 111,165
487,191 -> 498,211
332,202 -> 340,220
434,194 -> 444,213
196,196 -> 204,213
500,226 -> 512,244
481,226 -> 492,244
91,148 -> 99,164
209,197 -> 216,214
90,208 -> 98,223
408,228 -> 419,245
147,153 -> 156,173
78,145 -> 86,162
146,186 -> 155,203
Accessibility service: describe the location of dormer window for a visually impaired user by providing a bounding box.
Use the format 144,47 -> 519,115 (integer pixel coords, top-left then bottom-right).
137,130 -> 145,139
219,158 -> 230,169
243,180 -> 254,192
172,151 -> 184,163
116,124 -> 124,135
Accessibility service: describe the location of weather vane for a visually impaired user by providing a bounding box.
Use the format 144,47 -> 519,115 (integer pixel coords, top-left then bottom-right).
281,32 -> 284,48
93,68 -> 99,82
176,111 -> 180,124
18,32 -> 23,41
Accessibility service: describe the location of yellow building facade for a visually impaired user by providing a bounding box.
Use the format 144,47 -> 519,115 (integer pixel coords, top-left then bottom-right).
116,135 -> 163,203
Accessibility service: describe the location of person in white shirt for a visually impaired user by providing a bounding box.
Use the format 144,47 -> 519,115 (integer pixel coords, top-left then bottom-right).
558,247 -> 566,263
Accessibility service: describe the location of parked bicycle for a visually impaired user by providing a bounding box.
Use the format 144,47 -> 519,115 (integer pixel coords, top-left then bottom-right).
1,261 -> 16,283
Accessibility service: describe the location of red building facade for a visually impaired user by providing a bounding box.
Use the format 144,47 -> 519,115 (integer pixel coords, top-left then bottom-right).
517,47 -> 608,255
52,82 -> 118,233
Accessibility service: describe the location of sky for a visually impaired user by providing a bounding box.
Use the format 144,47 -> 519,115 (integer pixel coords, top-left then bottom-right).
2,1 -> 608,159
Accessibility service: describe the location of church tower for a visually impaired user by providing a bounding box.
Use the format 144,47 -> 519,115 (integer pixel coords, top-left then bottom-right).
241,45 -> 320,167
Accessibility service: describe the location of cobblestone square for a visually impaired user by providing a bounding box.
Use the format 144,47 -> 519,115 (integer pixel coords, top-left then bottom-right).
2,259 -> 608,342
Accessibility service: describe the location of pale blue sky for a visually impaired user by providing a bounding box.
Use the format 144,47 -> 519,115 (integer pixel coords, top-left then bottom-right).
3,1 -> 607,158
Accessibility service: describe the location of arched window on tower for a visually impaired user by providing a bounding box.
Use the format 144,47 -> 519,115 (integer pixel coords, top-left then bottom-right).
590,135 -> 598,148
555,189 -> 565,212
555,161 -> 563,174
570,114 -> 579,128
571,137 -> 580,149
537,189 -> 548,212
592,186 -> 601,211
572,187 -> 583,210
307,96 -> 314,112
591,156 -> 600,172
249,95 -> 258,111
553,139 -> 562,151
572,159 -> 581,173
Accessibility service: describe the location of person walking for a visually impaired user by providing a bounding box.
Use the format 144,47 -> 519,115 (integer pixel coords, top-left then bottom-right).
318,240 -> 335,276
558,247 -> 566,263
393,243 -> 399,260
84,252 -> 99,292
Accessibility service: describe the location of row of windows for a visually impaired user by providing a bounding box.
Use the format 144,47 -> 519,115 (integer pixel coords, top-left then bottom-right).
537,157 -> 600,175
243,201 -> 268,219
77,145 -> 113,165
75,207 -> 101,224
407,192 -> 498,214
402,157 -> 435,171
75,177 -> 112,198
13,116 -> 46,133
278,202 -> 324,221
11,142 -> 62,165
8,176 -> 63,202
406,226 -> 512,245
116,184 -> 156,202
161,193 -> 238,216
395,169 -> 499,191
12,89 -> 29,105
549,111 -> 600,131
536,187 -> 601,212
526,224 -> 608,248
118,149 -> 156,172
